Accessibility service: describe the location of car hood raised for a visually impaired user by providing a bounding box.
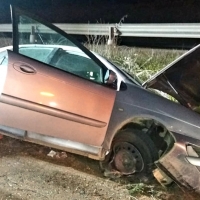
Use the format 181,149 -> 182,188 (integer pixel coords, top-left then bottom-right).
143,44 -> 200,109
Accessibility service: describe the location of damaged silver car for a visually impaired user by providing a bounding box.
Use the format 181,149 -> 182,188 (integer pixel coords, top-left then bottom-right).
1,5 -> 200,192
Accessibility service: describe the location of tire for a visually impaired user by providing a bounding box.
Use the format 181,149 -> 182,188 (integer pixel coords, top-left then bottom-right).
100,129 -> 158,178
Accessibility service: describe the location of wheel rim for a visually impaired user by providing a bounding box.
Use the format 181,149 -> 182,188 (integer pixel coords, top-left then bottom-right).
112,142 -> 144,175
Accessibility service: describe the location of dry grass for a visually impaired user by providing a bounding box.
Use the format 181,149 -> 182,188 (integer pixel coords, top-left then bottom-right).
86,43 -> 186,82
0,34 -> 12,48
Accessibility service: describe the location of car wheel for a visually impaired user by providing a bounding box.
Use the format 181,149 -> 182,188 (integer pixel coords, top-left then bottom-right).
100,129 -> 158,178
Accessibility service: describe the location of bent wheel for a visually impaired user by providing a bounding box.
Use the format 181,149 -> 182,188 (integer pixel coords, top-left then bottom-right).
100,129 -> 158,178
113,141 -> 144,174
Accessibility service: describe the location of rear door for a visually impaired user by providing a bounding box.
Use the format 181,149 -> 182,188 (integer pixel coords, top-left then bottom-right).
0,6 -> 116,147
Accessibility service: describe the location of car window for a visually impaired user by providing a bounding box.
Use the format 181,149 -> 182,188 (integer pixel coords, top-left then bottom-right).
17,15 -> 103,83
19,47 -> 54,63
50,50 -> 102,81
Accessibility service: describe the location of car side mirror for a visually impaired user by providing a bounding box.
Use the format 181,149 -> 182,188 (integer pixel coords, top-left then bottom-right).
104,70 -> 117,86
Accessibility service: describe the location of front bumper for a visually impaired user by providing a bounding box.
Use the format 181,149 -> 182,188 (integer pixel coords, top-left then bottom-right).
154,142 -> 200,193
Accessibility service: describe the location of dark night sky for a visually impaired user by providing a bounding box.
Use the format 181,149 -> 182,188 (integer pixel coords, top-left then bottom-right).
0,0 -> 200,24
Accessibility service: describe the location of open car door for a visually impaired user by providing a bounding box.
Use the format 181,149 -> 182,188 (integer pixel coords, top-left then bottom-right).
0,6 -> 116,157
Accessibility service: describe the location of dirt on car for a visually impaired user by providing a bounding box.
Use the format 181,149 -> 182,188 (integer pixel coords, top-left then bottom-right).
0,135 -> 198,200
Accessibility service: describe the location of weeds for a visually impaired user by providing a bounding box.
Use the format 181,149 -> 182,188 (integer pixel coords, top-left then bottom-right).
86,42 -> 185,82
127,183 -> 160,197
126,182 -> 178,200
127,183 -> 146,195
127,183 -> 165,199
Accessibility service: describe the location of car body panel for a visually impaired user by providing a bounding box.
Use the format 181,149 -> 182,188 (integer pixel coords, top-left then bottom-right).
144,44 -> 200,109
103,84 -> 200,192
104,83 -> 200,149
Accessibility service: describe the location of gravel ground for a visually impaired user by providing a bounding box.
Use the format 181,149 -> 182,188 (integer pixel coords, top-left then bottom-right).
0,136 -> 198,200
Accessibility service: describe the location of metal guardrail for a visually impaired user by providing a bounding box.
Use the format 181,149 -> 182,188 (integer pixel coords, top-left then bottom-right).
117,23 -> 200,38
1,23 -> 200,39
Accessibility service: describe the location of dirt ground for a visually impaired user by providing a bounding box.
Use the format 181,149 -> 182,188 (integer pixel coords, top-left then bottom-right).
0,136 -> 198,200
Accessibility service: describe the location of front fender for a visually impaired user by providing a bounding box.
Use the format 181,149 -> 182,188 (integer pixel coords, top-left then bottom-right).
103,85 -> 200,152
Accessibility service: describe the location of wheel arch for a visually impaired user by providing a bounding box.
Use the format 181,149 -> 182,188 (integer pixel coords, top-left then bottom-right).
104,115 -> 176,160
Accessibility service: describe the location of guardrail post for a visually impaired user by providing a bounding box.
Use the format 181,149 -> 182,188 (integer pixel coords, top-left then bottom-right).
29,26 -> 35,44
107,26 -> 114,45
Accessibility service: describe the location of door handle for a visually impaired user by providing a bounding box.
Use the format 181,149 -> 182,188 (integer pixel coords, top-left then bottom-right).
19,65 -> 36,74
13,62 -> 37,75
